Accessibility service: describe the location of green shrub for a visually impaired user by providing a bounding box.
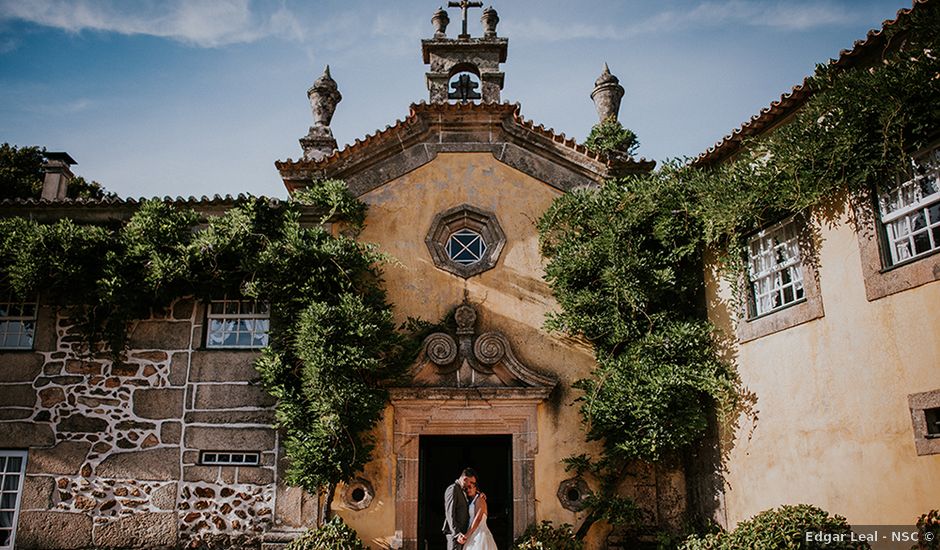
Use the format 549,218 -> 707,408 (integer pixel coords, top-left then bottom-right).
680,504 -> 870,550
914,509 -> 939,550
583,117 -> 639,157
513,521 -> 583,550
284,516 -> 367,550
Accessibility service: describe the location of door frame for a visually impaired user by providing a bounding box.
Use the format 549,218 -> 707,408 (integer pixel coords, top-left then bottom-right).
390,387 -> 550,550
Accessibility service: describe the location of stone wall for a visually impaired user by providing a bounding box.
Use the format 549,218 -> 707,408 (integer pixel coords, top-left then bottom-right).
0,298 -> 297,549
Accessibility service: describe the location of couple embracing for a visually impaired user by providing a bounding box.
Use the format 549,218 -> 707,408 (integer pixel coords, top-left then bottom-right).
442,467 -> 498,550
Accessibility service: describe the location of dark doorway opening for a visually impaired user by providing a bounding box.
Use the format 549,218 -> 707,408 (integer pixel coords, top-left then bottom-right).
418,435 -> 513,550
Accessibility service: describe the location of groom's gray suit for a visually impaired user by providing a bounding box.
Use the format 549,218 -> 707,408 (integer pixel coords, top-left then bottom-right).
443,480 -> 470,550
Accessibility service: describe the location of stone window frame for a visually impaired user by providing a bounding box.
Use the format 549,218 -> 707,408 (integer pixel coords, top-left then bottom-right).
0,291 -> 37,351
0,449 -> 27,550
737,214 -> 825,343
909,389 -> 940,456
203,296 -> 270,349
199,451 -> 261,466
426,204 -> 506,278
856,141 -> 940,302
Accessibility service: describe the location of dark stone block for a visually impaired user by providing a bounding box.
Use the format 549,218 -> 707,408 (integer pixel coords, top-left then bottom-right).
133,388 -> 184,419
0,421 -> 54,447
161,421 -> 182,445
0,383 -> 37,407
96,448 -> 181,481
184,410 -> 275,425
237,466 -> 275,485
127,320 -> 191,350
93,511 -> 178,548
20,475 -> 56,509
184,426 -> 276,451
16,511 -> 92,549
26,441 -> 90,475
0,352 -> 43,382
194,383 -> 275,409
57,414 -> 108,433
33,306 -> 58,352
173,298 -> 195,320
169,352 -> 189,386
115,420 -> 157,430
189,351 -> 261,382
0,408 -> 32,420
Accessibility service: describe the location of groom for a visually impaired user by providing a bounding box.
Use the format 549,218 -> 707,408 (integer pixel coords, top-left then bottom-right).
442,467 -> 476,549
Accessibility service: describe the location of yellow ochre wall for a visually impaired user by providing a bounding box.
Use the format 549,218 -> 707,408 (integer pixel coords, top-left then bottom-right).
332,152 -> 605,548
706,202 -> 940,529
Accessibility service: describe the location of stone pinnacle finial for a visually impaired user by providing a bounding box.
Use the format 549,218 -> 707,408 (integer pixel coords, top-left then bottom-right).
432,7 -> 450,37
481,6 -> 499,38
591,62 -> 625,123
308,65 -> 342,127
301,65 -> 342,161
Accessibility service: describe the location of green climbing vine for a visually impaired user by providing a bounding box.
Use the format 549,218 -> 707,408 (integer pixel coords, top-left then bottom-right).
0,179 -> 412,523
539,2 -> 938,537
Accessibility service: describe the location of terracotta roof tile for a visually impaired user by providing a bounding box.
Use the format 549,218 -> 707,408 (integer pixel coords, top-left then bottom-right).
694,0 -> 928,166
0,193 -> 288,208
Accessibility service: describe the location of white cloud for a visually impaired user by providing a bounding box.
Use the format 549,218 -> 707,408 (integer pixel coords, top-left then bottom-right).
0,0 -> 302,47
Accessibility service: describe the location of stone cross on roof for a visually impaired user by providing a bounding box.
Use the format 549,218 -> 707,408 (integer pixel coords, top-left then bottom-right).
448,0 -> 483,38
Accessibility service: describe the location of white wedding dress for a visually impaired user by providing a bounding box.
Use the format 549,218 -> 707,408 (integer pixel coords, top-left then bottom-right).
463,495 -> 498,550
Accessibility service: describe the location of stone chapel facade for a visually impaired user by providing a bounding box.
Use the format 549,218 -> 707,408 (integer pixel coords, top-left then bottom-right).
0,2 -> 938,550
0,6 -> 681,550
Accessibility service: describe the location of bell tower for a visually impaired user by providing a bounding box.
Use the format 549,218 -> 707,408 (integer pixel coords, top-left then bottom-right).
422,3 -> 507,103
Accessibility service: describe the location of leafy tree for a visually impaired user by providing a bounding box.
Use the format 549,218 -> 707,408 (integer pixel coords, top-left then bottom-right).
584,117 -> 639,157
539,166 -> 741,537
0,142 -> 113,200
0,143 -> 45,199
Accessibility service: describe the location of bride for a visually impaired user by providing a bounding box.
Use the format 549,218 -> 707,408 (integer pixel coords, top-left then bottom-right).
461,482 -> 498,550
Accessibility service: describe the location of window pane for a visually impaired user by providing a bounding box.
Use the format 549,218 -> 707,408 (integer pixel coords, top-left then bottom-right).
0,511 -> 12,528
4,459 -> 20,474
914,232 -> 931,254
0,529 -> 9,546
2,477 -> 17,492
0,493 -> 14,509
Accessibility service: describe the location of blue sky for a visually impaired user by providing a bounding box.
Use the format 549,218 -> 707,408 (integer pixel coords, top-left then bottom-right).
0,0 -> 910,198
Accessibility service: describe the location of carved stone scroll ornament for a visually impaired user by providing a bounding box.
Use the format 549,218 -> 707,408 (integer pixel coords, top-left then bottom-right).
413,303 -> 555,388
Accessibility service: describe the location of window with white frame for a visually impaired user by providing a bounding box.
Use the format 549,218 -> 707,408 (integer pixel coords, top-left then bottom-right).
205,298 -> 270,349
879,144 -> 940,266
0,450 -> 27,549
747,218 -> 805,317
0,292 -> 37,350
200,451 -> 260,466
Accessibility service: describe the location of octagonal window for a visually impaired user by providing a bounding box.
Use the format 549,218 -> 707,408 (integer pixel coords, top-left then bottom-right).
447,228 -> 487,265
426,204 -> 505,278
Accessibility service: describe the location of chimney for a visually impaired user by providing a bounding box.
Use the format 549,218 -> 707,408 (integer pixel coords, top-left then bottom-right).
41,152 -> 77,201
